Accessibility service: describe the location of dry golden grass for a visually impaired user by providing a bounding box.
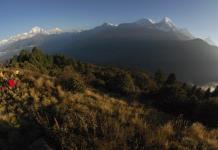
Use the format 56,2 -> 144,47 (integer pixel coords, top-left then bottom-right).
0,68 -> 218,149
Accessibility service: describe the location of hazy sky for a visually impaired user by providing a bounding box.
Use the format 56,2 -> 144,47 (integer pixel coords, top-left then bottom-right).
0,0 -> 218,43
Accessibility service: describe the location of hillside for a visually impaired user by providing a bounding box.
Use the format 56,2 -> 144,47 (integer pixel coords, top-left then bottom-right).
0,48 -> 216,149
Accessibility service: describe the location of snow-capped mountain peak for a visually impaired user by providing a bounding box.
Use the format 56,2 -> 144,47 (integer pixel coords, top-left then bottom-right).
29,26 -> 48,34
94,22 -> 117,30
157,17 -> 176,31
132,17 -> 177,32
161,17 -> 174,24
101,22 -> 118,27
0,26 -> 63,47
160,17 -> 175,26
147,18 -> 155,24
135,18 -> 155,25
48,28 -> 63,34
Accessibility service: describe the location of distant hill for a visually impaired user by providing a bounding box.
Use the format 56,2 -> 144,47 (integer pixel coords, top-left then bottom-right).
1,17 -> 218,84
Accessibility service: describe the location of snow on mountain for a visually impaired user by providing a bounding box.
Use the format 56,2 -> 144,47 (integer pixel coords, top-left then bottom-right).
0,26 -> 63,48
94,22 -> 118,31
29,26 -> 48,34
0,17 -> 199,50
118,17 -> 188,35
135,18 -> 155,25
161,17 -> 175,27
204,37 -> 216,46
98,22 -> 118,28
103,22 -> 118,27
48,28 -> 63,34
178,28 -> 195,39
135,17 -> 194,39
156,17 -> 176,32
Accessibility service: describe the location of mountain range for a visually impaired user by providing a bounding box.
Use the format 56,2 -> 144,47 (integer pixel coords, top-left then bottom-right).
1,17 -> 218,84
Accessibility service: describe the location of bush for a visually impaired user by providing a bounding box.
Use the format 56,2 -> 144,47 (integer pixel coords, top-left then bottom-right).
106,71 -> 136,95
165,73 -> 176,85
91,79 -> 106,89
132,71 -> 157,93
59,77 -> 85,93
53,65 -> 85,92
154,69 -> 166,87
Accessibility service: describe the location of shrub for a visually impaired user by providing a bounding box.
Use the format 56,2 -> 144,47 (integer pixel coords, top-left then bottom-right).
58,77 -> 85,93
165,73 -> 176,85
106,71 -> 136,95
154,69 -> 166,87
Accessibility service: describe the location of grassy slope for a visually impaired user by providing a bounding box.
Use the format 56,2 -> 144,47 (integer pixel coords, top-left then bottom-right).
0,68 -> 216,150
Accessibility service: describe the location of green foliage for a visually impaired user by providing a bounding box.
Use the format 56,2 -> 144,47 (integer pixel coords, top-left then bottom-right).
5,47 -> 218,149
212,86 -> 218,97
132,71 -> 157,93
59,77 -> 85,93
154,69 -> 166,86
9,47 -> 75,75
58,66 -> 85,93
53,54 -> 74,68
165,73 -> 176,85
106,71 -> 136,95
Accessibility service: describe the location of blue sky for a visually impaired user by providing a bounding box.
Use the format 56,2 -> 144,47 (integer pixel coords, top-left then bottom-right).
0,0 -> 218,43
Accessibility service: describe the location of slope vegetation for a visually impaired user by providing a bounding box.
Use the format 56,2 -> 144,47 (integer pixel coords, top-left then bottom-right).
0,48 -> 217,149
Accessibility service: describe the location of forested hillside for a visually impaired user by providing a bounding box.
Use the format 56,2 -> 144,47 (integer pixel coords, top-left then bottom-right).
0,47 -> 217,149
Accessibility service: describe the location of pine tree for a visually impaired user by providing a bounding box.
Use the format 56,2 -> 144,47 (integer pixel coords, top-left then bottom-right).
154,69 -> 166,86
212,86 -> 218,97
204,88 -> 211,98
165,73 -> 176,85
